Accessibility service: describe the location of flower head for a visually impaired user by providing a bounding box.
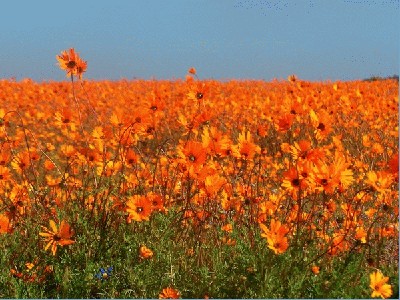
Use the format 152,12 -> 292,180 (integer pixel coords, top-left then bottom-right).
126,195 -> 153,222
39,220 -> 74,255
260,219 -> 290,254
139,245 -> 154,259
159,287 -> 180,299
95,266 -> 113,281
311,265 -> 320,275
0,214 -> 12,234
369,270 -> 392,299
56,48 -> 87,79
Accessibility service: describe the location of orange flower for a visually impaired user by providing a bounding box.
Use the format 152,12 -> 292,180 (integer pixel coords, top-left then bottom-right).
365,171 -> 394,194
124,149 -> 139,166
290,140 -> 311,161
147,193 -> 165,212
221,236 -> 236,246
387,152 -> 398,179
188,67 -> 196,75
311,157 -> 353,194
281,167 -> 307,198
56,48 -> 87,79
369,270 -> 392,299
159,287 -> 180,299
54,108 -> 77,131
309,109 -> 333,141
187,81 -> 208,103
39,220 -> 75,255
311,265 -> 320,275
0,109 -> 9,136
201,126 -> 232,157
260,219 -> 290,254
355,227 -> 367,244
179,140 -> 207,168
0,165 -> 12,182
10,151 -> 32,174
139,245 -> 154,259
221,223 -> 233,233
233,129 -> 260,160
126,195 -> 153,222
276,113 -> 294,132
0,145 -> 11,165
0,214 -> 12,234
288,74 -> 298,82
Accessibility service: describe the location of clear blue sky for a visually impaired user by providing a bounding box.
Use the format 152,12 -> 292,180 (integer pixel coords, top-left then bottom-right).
0,0 -> 398,81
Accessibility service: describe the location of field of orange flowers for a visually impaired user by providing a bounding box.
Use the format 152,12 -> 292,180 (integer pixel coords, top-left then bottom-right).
0,49 -> 398,298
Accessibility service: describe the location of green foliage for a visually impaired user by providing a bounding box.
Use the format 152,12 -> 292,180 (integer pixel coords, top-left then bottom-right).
1,205 -> 397,298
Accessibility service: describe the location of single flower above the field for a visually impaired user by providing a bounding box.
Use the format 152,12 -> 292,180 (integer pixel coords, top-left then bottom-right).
39,220 -> 74,255
56,48 -> 87,79
188,67 -> 196,75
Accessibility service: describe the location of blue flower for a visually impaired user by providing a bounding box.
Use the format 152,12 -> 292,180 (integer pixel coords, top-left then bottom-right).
94,266 -> 113,281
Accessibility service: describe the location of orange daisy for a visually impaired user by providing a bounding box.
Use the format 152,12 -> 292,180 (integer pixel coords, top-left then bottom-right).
56,48 -> 87,79
126,195 -> 153,222
260,219 -> 290,254
39,220 -> 75,255
159,287 -> 181,299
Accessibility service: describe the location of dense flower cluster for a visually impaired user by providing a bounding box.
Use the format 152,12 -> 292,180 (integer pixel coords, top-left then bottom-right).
0,50 -> 397,297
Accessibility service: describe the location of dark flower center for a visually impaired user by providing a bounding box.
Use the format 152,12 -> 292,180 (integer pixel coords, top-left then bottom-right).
291,178 -> 300,187
66,61 -> 76,69
317,123 -> 326,131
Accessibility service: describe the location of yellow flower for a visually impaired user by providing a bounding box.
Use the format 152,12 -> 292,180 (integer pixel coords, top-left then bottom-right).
370,270 -> 392,299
